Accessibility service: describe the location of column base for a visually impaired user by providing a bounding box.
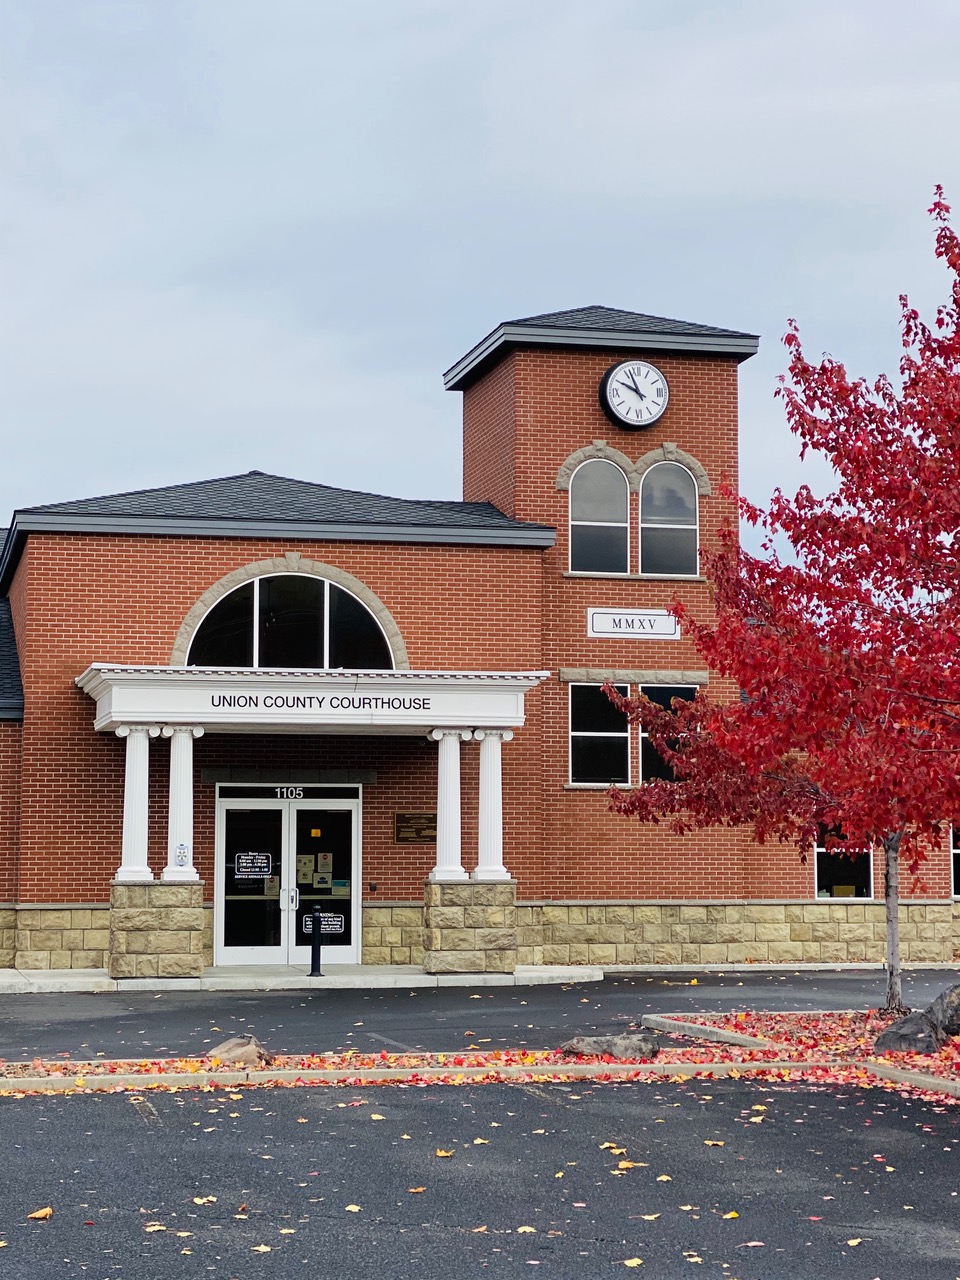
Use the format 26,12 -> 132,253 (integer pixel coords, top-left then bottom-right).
470,867 -> 512,882
108,882 -> 206,979
112,867 -> 155,883
160,866 -> 201,883
427,867 -> 470,883
422,879 -> 517,974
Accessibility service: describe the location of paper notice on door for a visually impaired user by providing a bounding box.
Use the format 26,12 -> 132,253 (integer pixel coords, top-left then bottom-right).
331,879 -> 350,898
264,875 -> 280,898
311,828 -> 322,837
296,854 -> 315,883
313,872 -> 332,889
317,851 -> 333,873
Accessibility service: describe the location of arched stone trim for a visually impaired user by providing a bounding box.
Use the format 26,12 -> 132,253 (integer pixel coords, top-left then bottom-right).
556,441 -> 637,492
634,443 -> 712,496
170,555 -> 410,669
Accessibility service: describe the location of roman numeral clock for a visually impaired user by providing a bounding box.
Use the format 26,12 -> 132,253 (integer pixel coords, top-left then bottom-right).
598,359 -> 669,428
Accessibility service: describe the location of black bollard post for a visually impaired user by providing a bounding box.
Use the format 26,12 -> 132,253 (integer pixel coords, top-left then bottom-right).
309,904 -> 323,977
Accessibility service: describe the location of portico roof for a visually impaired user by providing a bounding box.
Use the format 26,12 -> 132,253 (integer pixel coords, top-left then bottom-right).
76,665 -> 550,735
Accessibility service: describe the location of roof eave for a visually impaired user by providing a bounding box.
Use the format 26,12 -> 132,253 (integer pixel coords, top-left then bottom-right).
0,513 -> 555,588
443,322 -> 760,390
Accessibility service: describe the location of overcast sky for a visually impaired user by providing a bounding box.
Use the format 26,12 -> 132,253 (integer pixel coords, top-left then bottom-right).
3,0 -> 959,537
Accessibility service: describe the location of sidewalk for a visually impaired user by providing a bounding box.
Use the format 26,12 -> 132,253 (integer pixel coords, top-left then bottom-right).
0,962 -> 604,994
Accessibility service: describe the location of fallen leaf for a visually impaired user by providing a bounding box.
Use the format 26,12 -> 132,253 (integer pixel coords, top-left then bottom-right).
296,1117 -> 308,1124
679,1204 -> 696,1211
639,1214 -> 660,1221
370,1114 -> 385,1121
740,1241 -> 765,1248
722,1211 -> 739,1219
27,1208 -> 53,1221
345,1205 -> 361,1213
656,1175 -> 672,1182
407,1188 -> 426,1194
279,1228 -> 296,1234
251,1244 -> 272,1252
554,1172 -> 564,1179
704,1141 -> 725,1147
401,1134 -> 412,1140
847,1238 -> 862,1246
144,1224 -> 166,1233
473,1138 -> 490,1145
176,1231 -> 194,1238
516,1226 -> 536,1233
471,1225 -> 488,1233
532,1129 -> 546,1135
192,1196 -> 218,1205
623,1260 -> 644,1268
435,1149 -> 454,1158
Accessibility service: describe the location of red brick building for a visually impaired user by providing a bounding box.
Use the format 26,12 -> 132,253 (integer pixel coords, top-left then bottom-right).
0,306 -> 954,978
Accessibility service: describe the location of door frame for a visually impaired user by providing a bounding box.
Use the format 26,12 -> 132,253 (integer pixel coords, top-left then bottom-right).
214,787 -> 363,967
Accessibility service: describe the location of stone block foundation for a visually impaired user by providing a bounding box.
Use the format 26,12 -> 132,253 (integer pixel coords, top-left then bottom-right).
421,881 -> 517,974
108,882 -> 206,979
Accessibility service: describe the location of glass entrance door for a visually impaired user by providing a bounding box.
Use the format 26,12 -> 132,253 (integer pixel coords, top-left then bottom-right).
216,793 -> 359,966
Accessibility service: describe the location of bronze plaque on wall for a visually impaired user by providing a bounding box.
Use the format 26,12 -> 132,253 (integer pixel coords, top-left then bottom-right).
394,812 -> 437,844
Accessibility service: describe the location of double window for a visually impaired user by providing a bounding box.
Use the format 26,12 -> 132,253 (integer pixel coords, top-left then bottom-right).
814,829 -> 872,898
569,683 -> 696,786
569,459 -> 699,577
187,575 -> 394,670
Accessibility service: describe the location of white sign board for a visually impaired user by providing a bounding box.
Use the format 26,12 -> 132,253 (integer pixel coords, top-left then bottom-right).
587,608 -> 680,640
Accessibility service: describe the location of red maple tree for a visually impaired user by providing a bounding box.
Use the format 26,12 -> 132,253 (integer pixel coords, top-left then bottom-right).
609,190 -> 960,1012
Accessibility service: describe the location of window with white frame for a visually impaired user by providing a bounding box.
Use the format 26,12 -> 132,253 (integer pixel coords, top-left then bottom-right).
815,828 -> 872,898
187,575 -> 394,670
638,684 -> 697,782
569,683 -> 630,784
568,459 -> 630,574
639,461 -> 699,576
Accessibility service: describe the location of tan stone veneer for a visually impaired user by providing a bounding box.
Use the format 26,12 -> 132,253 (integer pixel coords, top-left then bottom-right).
108,882 -> 206,979
516,901 -> 960,966
422,881 -> 518,974
12,906 -> 111,969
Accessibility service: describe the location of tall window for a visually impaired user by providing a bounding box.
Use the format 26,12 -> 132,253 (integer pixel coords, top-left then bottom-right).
815,829 -> 872,898
952,825 -> 960,897
569,460 -> 629,574
569,684 -> 630,784
639,462 -> 699,576
639,685 -> 696,781
187,575 -> 394,670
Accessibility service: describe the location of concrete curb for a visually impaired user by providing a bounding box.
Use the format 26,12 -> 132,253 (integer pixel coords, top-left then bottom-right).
0,1058 -> 841,1093
0,964 -> 603,995
641,1013 -> 777,1049
642,1012 -> 960,1101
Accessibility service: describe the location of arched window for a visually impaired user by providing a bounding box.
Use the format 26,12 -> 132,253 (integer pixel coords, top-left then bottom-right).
639,462 -> 698,576
569,459 -> 629,574
187,575 -> 394,669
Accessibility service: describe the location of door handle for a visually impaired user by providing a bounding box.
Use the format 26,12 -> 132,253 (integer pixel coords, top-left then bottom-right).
289,887 -> 299,911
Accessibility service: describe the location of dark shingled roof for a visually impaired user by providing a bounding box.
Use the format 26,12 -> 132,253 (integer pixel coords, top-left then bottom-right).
506,304 -> 754,340
0,472 -> 555,591
20,470 -> 544,530
444,303 -> 759,390
0,596 -> 23,720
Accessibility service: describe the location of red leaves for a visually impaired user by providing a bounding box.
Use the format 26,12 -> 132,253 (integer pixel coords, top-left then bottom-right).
607,194 -> 960,976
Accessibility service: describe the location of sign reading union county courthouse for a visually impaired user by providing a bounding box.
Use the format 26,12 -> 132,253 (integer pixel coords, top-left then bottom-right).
587,608 -> 680,640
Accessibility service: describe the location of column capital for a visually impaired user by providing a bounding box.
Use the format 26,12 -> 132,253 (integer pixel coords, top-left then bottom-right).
161,724 -> 205,739
473,728 -> 514,743
115,724 -> 161,739
428,728 -> 473,742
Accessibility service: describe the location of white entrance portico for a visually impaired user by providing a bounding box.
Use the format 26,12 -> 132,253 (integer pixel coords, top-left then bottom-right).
77,666 -> 547,966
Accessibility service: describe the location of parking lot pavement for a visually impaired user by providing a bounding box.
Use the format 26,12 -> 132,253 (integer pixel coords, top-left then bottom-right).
0,968 -> 954,1063
2,1074 -> 959,1279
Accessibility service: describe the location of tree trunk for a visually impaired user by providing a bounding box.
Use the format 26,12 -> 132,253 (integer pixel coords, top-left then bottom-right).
883,831 -> 909,1015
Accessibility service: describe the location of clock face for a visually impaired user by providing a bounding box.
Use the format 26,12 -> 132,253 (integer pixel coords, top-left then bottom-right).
599,360 -> 669,429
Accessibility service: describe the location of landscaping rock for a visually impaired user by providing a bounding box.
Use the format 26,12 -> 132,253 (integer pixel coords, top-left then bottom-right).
207,1034 -> 273,1067
558,1033 -> 659,1060
925,983 -> 960,1037
874,1011 -> 947,1055
874,980 -> 960,1054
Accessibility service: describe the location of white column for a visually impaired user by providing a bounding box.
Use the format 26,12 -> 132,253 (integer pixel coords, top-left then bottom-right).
161,725 -> 204,882
428,728 -> 472,882
114,725 -> 160,882
472,729 -> 514,881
